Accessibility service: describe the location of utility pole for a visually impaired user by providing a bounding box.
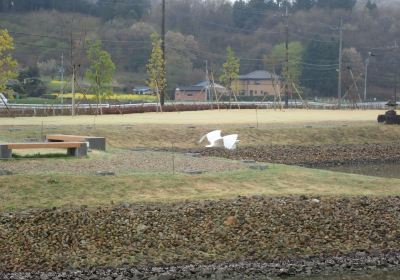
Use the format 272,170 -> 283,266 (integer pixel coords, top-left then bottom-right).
364,56 -> 369,102
71,65 -> 75,116
160,0 -> 166,106
395,66 -> 398,104
60,52 -> 65,104
284,3 -> 289,108
394,41 -> 399,104
337,19 -> 343,108
205,60 -> 209,102
363,52 -> 375,102
70,32 -> 76,116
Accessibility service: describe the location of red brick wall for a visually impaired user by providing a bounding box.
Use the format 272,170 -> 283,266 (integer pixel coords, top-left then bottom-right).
175,90 -> 206,101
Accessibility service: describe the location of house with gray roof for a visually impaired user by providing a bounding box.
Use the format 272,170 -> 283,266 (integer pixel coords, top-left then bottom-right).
237,70 -> 280,97
175,81 -> 227,102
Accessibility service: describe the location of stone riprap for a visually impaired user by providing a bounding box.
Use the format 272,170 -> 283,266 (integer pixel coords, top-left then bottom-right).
1,196 -> 400,275
2,253 -> 400,280
197,142 -> 400,167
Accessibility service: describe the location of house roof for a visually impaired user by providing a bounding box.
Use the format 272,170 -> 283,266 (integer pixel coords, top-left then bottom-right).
177,86 -> 204,92
238,70 -> 277,80
193,81 -> 225,89
177,80 -> 226,92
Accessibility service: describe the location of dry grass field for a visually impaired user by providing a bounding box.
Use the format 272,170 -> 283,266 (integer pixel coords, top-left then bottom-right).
0,109 -> 381,126
2,122 -> 400,149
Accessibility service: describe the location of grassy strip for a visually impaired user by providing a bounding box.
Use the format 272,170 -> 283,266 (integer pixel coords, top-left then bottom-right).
1,123 -> 400,149
11,153 -> 69,159
1,164 -> 399,212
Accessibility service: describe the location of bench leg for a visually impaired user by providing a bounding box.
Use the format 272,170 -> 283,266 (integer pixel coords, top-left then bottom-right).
67,143 -> 88,157
88,138 -> 106,151
67,148 -> 76,156
0,146 -> 12,159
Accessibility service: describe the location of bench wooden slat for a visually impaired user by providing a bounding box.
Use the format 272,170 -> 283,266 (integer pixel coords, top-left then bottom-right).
46,134 -> 106,151
46,135 -> 86,142
47,134 -> 104,140
5,142 -> 84,149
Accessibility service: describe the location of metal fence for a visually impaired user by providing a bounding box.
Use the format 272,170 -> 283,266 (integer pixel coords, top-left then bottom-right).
0,101 -> 388,117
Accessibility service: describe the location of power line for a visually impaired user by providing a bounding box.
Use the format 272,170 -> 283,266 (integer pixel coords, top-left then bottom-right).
10,31 -> 151,44
13,40 -> 150,53
291,33 -> 338,43
13,37 -> 340,69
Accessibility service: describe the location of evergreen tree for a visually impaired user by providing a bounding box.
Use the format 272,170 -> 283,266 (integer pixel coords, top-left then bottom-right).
293,0 -> 316,11
96,0 -> 151,21
0,0 -> 150,19
17,66 -> 47,97
233,0 -> 248,28
317,0 -> 357,10
365,0 -> 378,12
301,38 -> 339,97
233,0 -> 282,29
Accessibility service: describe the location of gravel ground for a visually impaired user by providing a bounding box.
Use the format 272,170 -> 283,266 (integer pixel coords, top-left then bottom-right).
196,142 -> 400,167
2,196 -> 400,274
0,150 -> 245,175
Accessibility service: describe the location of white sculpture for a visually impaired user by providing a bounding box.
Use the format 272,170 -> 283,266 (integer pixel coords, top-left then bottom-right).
199,130 -> 239,150
222,134 -> 239,150
198,130 -> 223,148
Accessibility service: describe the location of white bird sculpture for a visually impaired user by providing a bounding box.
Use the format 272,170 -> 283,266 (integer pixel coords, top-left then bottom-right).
199,130 -> 239,150
198,130 -> 223,147
222,134 -> 239,150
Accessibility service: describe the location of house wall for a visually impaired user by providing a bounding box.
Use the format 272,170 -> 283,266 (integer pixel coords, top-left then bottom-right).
175,90 -> 206,101
237,79 -> 280,97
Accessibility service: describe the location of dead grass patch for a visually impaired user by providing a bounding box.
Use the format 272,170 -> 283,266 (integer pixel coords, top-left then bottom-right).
1,123 -> 400,149
1,165 -> 400,212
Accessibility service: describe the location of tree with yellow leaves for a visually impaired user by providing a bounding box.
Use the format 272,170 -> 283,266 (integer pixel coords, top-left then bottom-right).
147,32 -> 166,111
0,29 -> 18,103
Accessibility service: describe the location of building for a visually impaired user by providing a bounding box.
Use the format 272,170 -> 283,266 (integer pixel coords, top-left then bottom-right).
237,70 -> 280,97
175,81 -> 227,102
133,86 -> 153,95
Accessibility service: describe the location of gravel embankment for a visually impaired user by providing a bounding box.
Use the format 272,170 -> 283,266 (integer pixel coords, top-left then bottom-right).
2,196 -> 400,278
2,253 -> 400,280
196,142 -> 400,167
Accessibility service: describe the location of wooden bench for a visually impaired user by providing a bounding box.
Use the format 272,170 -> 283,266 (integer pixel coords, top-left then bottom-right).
0,142 -> 88,159
46,134 -> 106,151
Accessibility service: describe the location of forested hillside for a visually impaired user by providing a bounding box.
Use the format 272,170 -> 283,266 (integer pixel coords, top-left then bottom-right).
0,0 -> 399,100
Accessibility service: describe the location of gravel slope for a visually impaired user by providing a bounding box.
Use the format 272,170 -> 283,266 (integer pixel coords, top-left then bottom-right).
197,142 -> 400,167
2,196 -> 400,274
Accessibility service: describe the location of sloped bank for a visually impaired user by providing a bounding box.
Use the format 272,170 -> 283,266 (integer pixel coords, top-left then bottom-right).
2,196 -> 400,279
197,142 -> 400,167
2,253 -> 400,280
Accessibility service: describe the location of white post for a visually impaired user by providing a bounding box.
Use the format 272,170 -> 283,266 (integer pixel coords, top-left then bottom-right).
364,57 -> 370,102
338,19 -> 343,109
71,65 -> 75,116
60,52 -> 64,104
